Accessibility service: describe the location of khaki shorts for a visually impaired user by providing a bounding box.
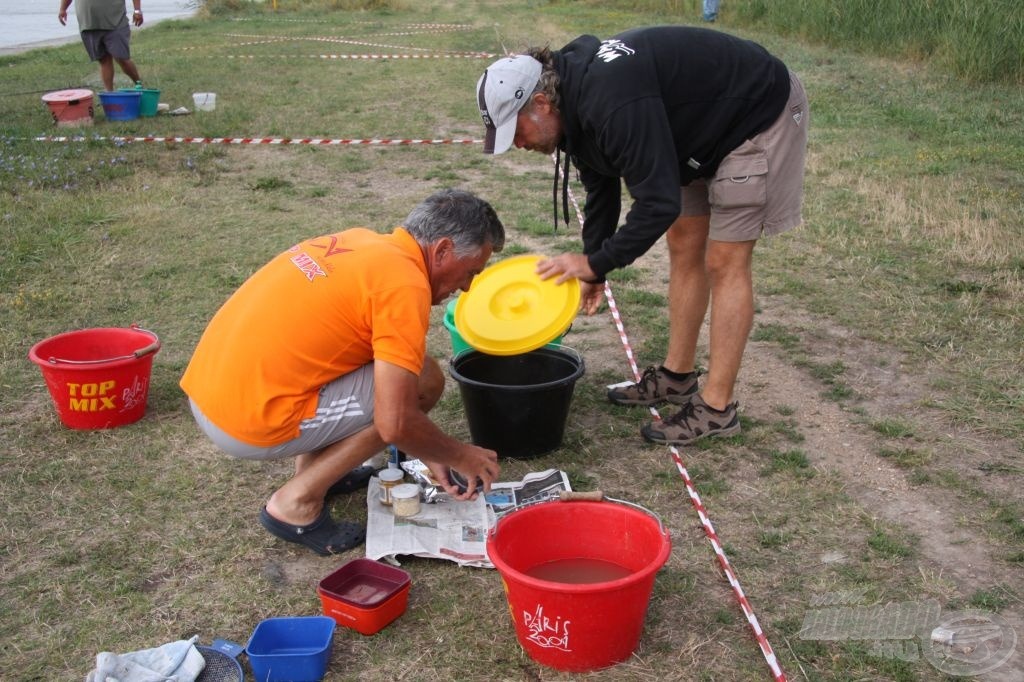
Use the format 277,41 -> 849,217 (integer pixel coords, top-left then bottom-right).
681,70 -> 809,242
188,363 -> 376,461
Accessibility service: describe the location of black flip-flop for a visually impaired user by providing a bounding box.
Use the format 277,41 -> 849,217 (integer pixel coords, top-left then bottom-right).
325,465 -> 375,498
258,506 -> 365,556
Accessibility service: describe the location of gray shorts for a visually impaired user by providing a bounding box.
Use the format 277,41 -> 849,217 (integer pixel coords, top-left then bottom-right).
681,70 -> 809,241
189,364 -> 376,460
81,23 -> 132,62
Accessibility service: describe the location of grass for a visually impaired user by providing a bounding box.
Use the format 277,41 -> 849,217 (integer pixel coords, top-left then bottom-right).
2,1 -> 1023,680
868,528 -> 917,560
878,446 -> 932,469
871,418 -> 916,439
731,0 -> 1024,84
599,0 -> 1024,83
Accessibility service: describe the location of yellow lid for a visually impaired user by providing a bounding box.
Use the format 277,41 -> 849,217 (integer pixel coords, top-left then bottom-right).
454,254 -> 580,356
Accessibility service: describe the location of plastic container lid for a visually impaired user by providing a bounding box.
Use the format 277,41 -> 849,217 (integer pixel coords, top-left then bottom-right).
41,89 -> 93,103
454,254 -> 580,356
378,468 -> 404,483
391,483 -> 420,500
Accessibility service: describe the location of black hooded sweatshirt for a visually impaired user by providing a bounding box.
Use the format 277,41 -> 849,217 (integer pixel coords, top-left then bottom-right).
551,26 -> 791,280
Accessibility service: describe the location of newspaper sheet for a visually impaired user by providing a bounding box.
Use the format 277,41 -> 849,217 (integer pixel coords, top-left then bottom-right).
364,467 -> 571,568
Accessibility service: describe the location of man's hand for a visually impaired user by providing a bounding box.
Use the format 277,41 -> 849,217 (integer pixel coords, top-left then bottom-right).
536,252 -> 595,285
372,359 -> 500,501
536,253 -> 604,315
579,281 -> 604,315
425,445 -> 499,502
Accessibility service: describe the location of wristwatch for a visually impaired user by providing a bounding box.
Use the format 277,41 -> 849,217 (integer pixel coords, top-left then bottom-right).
133,9 -> 142,14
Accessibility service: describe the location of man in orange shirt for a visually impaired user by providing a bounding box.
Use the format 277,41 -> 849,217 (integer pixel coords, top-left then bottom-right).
181,189 -> 505,556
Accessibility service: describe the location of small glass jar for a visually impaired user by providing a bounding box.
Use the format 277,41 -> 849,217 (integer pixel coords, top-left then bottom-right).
378,468 -> 405,506
391,483 -> 421,518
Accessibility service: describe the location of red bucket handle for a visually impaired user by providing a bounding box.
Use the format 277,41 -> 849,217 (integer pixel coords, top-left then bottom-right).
45,325 -> 160,365
490,490 -> 667,537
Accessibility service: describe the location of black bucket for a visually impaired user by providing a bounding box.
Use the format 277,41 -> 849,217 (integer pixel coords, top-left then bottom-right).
449,347 -> 585,459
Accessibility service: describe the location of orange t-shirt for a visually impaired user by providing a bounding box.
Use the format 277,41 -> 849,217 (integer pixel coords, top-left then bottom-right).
180,227 -> 430,446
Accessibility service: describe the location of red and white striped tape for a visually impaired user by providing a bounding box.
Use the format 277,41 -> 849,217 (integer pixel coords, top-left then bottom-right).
559,163 -> 788,682
221,32 -> 491,56
221,53 -> 492,60
33,136 -> 481,146
293,36 -> 487,53
161,38 -> 294,51
331,27 -> 473,37
227,19 -> 473,30
224,25 -> 472,38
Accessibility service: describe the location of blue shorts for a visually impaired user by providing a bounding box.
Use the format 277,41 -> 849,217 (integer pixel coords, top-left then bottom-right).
189,364 -> 376,460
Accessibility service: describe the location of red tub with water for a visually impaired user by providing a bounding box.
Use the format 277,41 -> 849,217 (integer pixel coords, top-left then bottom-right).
487,497 -> 671,671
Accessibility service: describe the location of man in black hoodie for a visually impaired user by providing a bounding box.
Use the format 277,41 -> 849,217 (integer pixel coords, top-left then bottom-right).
476,26 -> 808,445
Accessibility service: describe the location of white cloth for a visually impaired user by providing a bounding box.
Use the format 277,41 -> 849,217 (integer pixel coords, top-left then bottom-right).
85,635 -> 205,682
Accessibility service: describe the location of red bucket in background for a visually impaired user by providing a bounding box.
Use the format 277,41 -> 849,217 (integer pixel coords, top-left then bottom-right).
41,89 -> 95,127
28,325 -> 160,430
486,498 -> 671,672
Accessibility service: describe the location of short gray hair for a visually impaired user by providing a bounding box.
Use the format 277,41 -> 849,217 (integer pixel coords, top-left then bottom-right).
404,189 -> 505,257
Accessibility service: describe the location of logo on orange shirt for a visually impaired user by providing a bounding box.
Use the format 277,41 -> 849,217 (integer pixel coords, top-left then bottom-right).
309,235 -> 353,258
290,252 -> 327,281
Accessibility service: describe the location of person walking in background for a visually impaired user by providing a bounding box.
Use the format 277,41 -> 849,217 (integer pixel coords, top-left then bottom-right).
475,26 -> 808,446
58,0 -> 143,91
703,0 -> 720,22
181,189 -> 505,556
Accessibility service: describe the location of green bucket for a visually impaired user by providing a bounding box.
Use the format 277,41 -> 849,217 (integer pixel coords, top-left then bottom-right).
120,87 -> 160,117
445,298 -> 564,356
444,299 -> 473,356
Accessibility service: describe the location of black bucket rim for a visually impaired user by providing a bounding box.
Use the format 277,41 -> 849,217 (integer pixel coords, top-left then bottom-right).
449,346 -> 584,392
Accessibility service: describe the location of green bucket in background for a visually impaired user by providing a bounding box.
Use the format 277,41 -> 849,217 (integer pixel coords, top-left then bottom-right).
119,87 -> 160,117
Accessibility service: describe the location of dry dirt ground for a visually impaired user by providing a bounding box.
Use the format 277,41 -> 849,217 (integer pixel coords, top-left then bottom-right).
250,228 -> 1020,679
230,148 -> 1020,678
571,237 -> 1023,681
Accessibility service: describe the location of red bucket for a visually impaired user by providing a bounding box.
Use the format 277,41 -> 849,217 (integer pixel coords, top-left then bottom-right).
28,325 -> 160,430
486,498 -> 671,672
41,89 -> 95,127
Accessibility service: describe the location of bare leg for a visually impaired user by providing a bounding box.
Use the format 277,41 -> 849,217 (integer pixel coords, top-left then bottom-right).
267,426 -> 383,526
700,239 -> 756,410
99,55 -> 115,91
271,357 -> 446,525
116,57 -> 141,84
664,214 -> 711,374
415,355 -> 445,412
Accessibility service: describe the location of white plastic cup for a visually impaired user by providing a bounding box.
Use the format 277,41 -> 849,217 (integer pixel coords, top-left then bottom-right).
192,92 -> 216,111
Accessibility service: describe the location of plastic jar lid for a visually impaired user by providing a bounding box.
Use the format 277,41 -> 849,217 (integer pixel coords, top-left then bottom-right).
391,483 -> 421,518
391,483 -> 420,499
454,254 -> 580,356
378,468 -> 404,483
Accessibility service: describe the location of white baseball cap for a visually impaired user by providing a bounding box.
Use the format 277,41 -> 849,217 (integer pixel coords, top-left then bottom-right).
476,55 -> 542,154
